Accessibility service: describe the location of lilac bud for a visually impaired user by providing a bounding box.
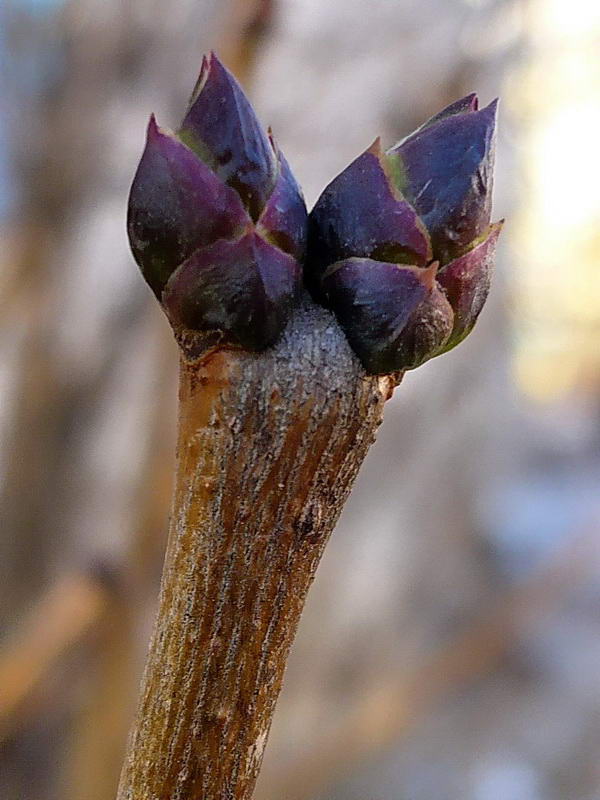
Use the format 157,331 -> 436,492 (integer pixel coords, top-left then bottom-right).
436,221 -> 503,350
321,259 -> 453,374
308,139 -> 431,282
179,52 -> 277,221
307,95 -> 501,374
162,231 -> 301,351
127,53 -> 306,350
128,117 -> 248,297
388,97 -> 497,264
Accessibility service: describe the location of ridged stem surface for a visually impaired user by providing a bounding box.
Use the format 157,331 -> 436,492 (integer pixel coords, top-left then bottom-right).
117,302 -> 395,800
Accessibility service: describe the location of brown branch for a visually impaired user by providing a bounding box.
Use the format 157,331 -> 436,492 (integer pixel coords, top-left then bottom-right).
116,302 -> 395,800
62,583 -> 134,800
219,0 -> 275,83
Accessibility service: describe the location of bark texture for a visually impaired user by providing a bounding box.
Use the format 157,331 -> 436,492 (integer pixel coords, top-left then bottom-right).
116,301 -> 396,800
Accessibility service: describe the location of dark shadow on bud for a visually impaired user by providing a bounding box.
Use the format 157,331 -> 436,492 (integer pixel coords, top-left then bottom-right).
257,135 -> 307,261
162,232 -> 302,351
320,259 -> 451,374
391,284 -> 454,371
437,221 -> 503,351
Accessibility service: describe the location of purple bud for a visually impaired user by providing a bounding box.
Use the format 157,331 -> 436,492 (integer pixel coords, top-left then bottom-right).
388,99 -> 497,264
257,134 -> 307,261
306,97 -> 501,375
321,259 -> 452,374
179,52 -> 277,220
162,231 -> 301,351
307,139 -> 432,285
436,221 -> 503,350
127,116 -> 249,296
127,54 -> 307,351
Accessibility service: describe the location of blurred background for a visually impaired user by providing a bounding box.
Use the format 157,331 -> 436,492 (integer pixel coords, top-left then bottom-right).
1,0 -> 600,798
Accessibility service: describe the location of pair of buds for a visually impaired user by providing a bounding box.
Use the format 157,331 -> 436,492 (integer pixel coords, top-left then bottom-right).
128,53 -> 502,374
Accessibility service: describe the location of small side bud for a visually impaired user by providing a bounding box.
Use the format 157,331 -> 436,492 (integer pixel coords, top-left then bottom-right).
436,221 -> 503,351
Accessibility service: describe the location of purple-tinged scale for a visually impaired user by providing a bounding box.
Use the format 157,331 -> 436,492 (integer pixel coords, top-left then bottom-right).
257,136 -> 307,261
321,259 -> 450,373
179,52 -> 277,221
162,231 -> 301,351
127,116 -> 249,296
307,139 -> 432,283
437,221 -> 503,350
392,284 -> 454,371
390,99 -> 497,264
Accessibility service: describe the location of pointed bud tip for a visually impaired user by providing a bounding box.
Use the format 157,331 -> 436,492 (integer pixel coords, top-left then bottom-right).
267,127 -> 279,156
192,51 -> 228,98
187,51 -> 236,118
199,53 -> 209,80
206,50 -> 234,83
147,113 -> 159,138
482,98 -> 499,122
443,93 -> 479,115
366,137 -> 383,157
208,50 -> 220,65
420,260 -> 439,291
180,47 -> 277,220
146,115 -> 180,147
466,92 -> 479,111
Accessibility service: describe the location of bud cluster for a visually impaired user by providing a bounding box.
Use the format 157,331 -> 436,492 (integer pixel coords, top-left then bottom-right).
128,54 -> 502,372
307,94 -> 502,373
128,52 -> 306,350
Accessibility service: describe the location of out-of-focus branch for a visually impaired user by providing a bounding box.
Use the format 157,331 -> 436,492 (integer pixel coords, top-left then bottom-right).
0,572 -> 110,741
257,527 -> 598,800
62,581 -> 133,800
219,0 -> 275,82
